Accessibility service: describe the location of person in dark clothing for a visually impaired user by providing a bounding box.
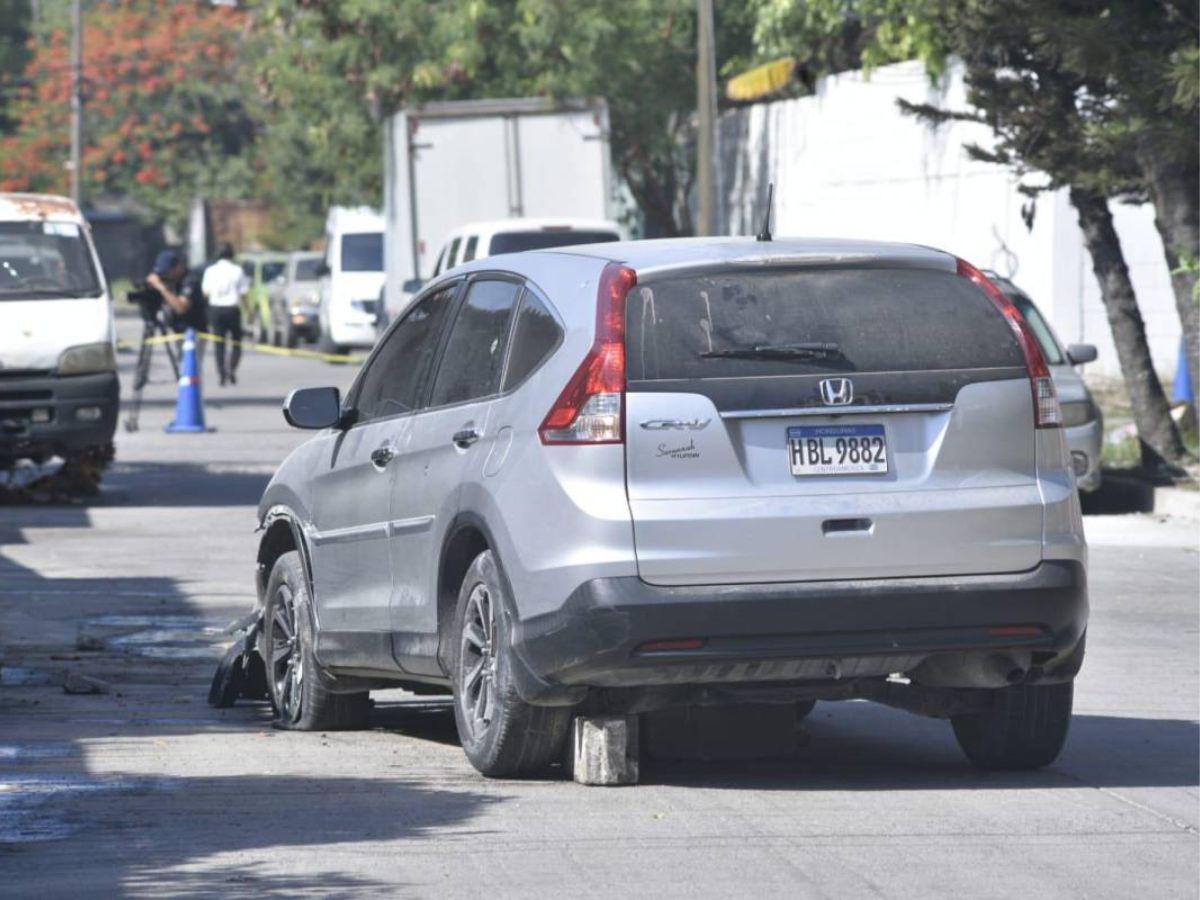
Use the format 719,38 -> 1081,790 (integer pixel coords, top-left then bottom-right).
146,249 -> 206,365
202,243 -> 249,386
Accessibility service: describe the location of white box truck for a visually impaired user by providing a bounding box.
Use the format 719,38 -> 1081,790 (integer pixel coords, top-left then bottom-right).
382,97 -> 614,320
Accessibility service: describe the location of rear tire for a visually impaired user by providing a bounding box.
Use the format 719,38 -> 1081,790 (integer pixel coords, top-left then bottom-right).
951,681 -> 1073,770
450,550 -> 571,778
261,551 -> 369,731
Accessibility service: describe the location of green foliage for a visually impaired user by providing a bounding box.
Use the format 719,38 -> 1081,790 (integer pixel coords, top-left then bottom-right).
0,1 -> 261,231
254,0 -> 739,240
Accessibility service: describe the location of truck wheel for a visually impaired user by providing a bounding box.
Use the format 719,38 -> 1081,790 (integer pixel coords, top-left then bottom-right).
262,551 -> 368,731
951,681 -> 1073,770
451,550 -> 571,778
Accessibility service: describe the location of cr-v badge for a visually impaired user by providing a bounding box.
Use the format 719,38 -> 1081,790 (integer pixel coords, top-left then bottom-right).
639,419 -> 711,431
819,378 -> 854,406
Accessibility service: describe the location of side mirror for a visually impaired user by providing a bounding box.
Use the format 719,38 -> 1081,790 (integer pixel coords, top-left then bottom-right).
402,277 -> 425,294
1067,343 -> 1097,365
283,387 -> 343,430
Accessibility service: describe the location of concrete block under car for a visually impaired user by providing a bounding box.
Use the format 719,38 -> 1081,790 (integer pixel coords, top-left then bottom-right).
572,715 -> 640,786
641,704 -> 799,761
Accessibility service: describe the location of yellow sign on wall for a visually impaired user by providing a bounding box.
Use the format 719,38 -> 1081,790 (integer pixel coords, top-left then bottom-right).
726,58 -> 798,102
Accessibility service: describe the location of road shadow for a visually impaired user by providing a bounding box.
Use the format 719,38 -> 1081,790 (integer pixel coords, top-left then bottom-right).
98,461 -> 271,507
640,706 -> 1199,791
370,696 -> 461,748
1081,471 -> 1156,515
3,771 -> 498,897
0,460 -> 269,510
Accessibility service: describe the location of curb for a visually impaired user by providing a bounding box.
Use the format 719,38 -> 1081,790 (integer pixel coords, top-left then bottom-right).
1152,486 -> 1200,521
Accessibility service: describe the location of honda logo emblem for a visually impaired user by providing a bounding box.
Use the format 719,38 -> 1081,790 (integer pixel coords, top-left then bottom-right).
819,378 -> 854,406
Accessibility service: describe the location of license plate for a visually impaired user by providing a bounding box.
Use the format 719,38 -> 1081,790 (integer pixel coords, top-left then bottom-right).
787,424 -> 889,476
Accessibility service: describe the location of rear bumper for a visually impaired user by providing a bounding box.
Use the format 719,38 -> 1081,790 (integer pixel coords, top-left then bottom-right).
0,371 -> 119,462
508,561 -> 1087,703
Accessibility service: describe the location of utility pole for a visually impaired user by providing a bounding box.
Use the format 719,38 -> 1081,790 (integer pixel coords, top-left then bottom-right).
69,0 -> 83,205
695,0 -> 718,236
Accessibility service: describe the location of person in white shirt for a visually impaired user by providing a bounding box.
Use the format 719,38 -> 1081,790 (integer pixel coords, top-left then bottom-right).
202,244 -> 249,386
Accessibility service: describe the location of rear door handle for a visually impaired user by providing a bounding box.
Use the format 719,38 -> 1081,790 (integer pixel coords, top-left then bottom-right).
452,428 -> 479,448
370,444 -> 395,468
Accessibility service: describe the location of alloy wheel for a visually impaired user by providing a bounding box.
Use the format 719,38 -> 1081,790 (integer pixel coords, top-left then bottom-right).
459,582 -> 497,740
269,583 -> 304,723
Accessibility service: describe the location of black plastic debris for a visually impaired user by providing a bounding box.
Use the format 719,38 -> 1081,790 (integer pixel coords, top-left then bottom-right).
207,612 -> 269,708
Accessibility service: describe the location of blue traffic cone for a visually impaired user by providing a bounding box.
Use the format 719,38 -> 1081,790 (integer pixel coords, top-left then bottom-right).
165,329 -> 208,433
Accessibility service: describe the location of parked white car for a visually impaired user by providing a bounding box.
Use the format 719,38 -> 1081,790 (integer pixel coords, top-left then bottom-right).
988,274 -> 1102,492
0,192 -> 116,489
380,218 -> 621,332
317,206 -> 385,353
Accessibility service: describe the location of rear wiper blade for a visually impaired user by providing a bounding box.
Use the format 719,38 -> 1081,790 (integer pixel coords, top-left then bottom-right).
699,341 -> 843,360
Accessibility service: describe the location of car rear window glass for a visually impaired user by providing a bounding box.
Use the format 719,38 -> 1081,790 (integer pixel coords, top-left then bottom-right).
488,230 -> 619,255
429,279 -> 520,407
341,233 -> 383,272
294,258 -> 322,281
626,267 -> 1025,381
502,290 -> 561,390
356,284 -> 456,420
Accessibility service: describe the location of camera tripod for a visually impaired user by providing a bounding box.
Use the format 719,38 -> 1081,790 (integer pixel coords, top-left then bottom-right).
123,311 -> 181,433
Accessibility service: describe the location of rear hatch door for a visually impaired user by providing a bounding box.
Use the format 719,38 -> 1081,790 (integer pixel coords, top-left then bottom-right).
624,262 -> 1042,586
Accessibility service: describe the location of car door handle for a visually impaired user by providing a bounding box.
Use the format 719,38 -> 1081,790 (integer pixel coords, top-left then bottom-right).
370,444 -> 395,468
452,428 -> 479,448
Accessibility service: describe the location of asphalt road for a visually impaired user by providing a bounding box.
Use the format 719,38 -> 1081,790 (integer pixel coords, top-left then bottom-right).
2,315 -> 1197,898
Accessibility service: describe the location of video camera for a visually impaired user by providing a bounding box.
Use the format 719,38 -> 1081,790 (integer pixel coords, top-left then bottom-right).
128,284 -> 163,324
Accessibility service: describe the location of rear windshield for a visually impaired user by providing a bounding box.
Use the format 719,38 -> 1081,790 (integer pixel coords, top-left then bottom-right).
294,258 -> 322,281
489,230 -> 619,255
341,233 -> 383,272
626,267 -> 1024,381
0,220 -> 101,300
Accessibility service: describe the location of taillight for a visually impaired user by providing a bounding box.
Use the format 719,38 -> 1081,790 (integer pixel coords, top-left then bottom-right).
957,258 -> 1062,428
539,263 -> 637,444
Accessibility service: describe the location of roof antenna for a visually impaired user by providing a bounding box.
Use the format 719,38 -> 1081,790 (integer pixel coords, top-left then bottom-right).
756,182 -> 774,242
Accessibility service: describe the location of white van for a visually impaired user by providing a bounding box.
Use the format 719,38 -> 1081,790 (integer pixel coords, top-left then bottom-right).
0,193 -> 117,486
317,206 -> 385,352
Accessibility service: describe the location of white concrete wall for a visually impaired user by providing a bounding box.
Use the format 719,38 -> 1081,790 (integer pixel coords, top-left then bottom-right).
716,60 -> 1181,378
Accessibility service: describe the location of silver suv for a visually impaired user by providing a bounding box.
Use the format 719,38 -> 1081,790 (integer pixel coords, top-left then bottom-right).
256,238 -> 1088,777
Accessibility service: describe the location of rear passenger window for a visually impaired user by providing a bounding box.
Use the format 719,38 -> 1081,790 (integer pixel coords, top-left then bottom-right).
429,279 -> 520,407
503,291 -> 561,390
355,284 -> 457,420
447,238 -> 462,269
627,268 -> 1025,381
462,235 -> 479,262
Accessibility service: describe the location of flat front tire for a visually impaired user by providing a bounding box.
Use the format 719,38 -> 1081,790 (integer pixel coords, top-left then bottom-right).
261,551 -> 369,731
951,681 -> 1073,770
450,550 -> 571,778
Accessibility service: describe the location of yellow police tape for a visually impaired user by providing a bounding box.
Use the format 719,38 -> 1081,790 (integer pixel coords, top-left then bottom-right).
118,331 -> 366,365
